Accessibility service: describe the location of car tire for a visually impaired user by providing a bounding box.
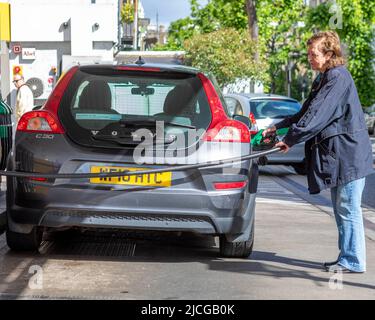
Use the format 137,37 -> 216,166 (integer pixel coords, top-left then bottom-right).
6,228 -> 42,251
369,124 -> 375,135
292,162 -> 307,175
219,226 -> 254,258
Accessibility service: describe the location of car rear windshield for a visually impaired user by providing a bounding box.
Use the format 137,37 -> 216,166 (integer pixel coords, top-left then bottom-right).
58,67 -> 212,148
250,99 -> 301,119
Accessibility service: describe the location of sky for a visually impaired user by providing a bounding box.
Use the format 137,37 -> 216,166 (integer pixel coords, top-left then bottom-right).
140,0 -> 208,28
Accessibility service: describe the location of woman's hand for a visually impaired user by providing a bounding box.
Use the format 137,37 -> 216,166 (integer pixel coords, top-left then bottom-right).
262,126 -> 277,137
275,141 -> 290,153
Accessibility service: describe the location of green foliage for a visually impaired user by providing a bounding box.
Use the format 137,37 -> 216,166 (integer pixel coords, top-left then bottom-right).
257,0 -> 310,97
159,0 -> 375,104
163,0 -> 248,50
121,0 -> 134,24
306,0 -> 375,106
184,28 -> 269,87
155,17 -> 197,51
161,0 -> 309,96
189,0 -> 248,32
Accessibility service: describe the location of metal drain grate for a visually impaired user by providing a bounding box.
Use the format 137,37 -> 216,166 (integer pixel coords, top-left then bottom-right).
39,234 -> 136,257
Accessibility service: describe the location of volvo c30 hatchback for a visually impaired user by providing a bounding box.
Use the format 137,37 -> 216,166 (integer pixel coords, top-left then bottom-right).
6,64 -> 258,258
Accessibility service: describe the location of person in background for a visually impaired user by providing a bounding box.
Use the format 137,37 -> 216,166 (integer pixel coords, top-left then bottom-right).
262,31 -> 373,273
13,74 -> 34,122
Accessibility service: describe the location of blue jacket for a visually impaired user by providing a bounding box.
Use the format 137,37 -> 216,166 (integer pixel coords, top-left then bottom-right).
275,65 -> 373,194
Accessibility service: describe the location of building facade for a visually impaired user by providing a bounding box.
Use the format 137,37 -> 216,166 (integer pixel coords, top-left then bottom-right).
1,0 -> 119,106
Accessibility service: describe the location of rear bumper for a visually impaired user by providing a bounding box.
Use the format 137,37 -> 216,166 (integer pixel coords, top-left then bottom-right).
8,189 -> 256,236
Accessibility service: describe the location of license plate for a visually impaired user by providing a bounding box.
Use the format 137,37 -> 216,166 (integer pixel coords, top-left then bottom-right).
90,166 -> 172,187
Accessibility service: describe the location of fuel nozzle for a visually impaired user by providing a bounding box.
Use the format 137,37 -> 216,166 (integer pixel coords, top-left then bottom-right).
261,130 -> 278,146
251,129 -> 280,150
251,127 -> 289,150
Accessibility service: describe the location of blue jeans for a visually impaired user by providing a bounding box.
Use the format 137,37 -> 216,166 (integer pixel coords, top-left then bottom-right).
330,178 -> 366,272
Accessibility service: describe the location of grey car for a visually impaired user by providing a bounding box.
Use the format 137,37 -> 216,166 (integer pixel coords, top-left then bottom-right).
224,93 -> 306,174
6,63 -> 258,258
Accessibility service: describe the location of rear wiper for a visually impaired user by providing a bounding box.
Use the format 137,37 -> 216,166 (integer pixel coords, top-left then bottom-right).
119,118 -> 196,129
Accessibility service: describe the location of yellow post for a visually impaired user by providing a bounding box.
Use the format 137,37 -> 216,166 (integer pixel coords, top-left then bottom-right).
0,2 -> 11,41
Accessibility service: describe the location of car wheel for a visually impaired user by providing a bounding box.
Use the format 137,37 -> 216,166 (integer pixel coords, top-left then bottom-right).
219,226 -> 254,258
370,124 -> 375,135
6,228 -> 43,251
292,162 -> 307,175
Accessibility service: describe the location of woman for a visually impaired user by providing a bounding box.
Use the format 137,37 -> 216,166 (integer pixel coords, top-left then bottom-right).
263,31 -> 373,273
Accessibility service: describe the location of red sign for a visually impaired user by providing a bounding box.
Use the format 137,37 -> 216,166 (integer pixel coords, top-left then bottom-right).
13,45 -> 21,54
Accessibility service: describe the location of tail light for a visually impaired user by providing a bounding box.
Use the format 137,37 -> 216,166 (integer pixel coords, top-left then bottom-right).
27,177 -> 48,182
204,119 -> 250,143
213,181 -> 247,190
197,73 -> 250,143
17,110 -> 65,133
249,112 -> 256,125
17,65 -> 79,134
249,112 -> 258,135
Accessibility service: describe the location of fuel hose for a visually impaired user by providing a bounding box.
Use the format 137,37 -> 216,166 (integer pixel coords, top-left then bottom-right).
0,147 -> 281,180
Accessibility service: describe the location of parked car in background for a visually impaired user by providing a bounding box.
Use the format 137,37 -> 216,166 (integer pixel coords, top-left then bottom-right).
224,93 -> 306,174
364,111 -> 375,135
6,63 -> 259,258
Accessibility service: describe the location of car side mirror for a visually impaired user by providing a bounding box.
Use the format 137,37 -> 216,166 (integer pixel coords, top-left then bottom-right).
233,114 -> 251,128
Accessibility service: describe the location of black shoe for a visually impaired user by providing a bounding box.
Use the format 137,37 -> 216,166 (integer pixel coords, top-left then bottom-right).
323,260 -> 338,268
326,263 -> 365,273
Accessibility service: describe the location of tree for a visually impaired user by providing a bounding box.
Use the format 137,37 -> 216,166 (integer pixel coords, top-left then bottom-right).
158,0 -> 375,103
190,0 -> 248,31
306,0 -> 375,106
159,0 -> 309,97
245,0 -> 258,41
153,17 -> 197,51
184,28 -> 269,88
158,0 -> 248,51
257,0 -> 309,97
